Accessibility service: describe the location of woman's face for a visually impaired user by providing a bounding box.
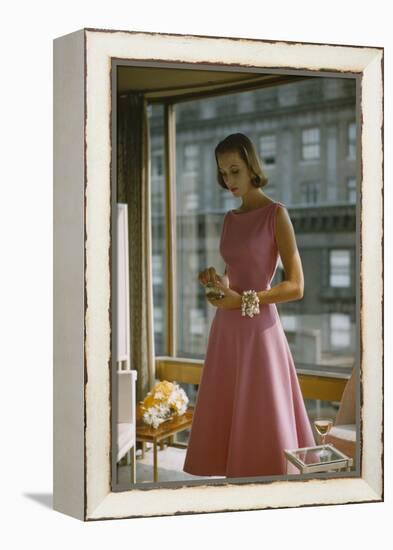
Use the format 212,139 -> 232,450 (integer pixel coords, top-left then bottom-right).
217,151 -> 253,197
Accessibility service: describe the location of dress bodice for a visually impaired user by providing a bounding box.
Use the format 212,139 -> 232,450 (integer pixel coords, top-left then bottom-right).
219,201 -> 284,294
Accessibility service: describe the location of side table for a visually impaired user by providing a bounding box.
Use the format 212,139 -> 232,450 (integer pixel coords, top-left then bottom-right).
284,444 -> 353,474
135,404 -> 194,482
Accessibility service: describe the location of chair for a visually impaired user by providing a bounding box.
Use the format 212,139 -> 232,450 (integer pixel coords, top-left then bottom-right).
325,367 -> 356,461
117,369 -> 138,483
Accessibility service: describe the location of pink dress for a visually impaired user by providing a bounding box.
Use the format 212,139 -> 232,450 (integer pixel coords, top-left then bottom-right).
183,201 -> 316,478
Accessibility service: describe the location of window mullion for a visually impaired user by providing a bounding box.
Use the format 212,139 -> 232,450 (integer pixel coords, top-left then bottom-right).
164,104 -> 177,356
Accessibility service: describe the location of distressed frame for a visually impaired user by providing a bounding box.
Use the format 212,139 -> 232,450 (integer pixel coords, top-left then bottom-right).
53,27 -> 384,521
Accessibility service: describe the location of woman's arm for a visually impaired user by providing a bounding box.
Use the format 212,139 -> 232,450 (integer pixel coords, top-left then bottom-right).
257,206 -> 304,305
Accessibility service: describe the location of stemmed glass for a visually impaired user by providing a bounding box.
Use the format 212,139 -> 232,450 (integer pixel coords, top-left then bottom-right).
313,418 -> 334,459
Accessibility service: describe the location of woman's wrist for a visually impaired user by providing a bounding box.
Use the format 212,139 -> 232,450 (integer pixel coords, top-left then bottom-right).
256,290 -> 267,305
232,291 -> 264,310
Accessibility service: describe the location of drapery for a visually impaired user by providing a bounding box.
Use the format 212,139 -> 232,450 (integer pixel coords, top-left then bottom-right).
117,92 -> 155,404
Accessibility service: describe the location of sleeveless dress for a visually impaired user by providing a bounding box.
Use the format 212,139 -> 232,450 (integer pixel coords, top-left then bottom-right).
182,201 -> 316,478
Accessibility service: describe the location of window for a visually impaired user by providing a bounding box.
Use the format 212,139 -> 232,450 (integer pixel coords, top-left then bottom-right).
189,255 -> 198,271
223,193 -> 236,211
347,122 -> 356,159
237,91 -> 254,113
347,176 -> 357,203
185,192 -> 199,211
190,308 -> 205,336
278,83 -> 298,106
300,181 -> 320,204
152,254 -> 163,285
154,307 -> 163,332
329,250 -> 351,287
152,150 -> 164,177
259,135 -> 276,166
200,99 -> 216,119
216,95 -> 237,117
301,127 -> 320,160
183,143 -> 199,173
330,313 -> 351,348
151,191 -> 163,212
281,314 -> 297,332
147,79 -> 356,376
255,86 -> 277,110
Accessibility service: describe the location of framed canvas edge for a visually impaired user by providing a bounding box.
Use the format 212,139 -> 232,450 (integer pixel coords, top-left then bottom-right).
79,29 -> 383,520
53,28 -> 86,522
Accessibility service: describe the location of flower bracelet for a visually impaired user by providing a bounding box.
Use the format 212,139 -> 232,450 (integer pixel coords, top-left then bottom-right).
241,289 -> 260,318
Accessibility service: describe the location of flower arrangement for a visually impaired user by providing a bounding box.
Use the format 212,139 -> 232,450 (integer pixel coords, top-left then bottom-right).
140,380 -> 189,429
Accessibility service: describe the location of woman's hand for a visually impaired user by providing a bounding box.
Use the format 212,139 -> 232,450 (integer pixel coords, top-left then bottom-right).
198,266 -> 229,288
205,279 -> 241,310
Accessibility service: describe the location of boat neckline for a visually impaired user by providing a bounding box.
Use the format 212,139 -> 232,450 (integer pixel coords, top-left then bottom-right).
229,202 -> 276,216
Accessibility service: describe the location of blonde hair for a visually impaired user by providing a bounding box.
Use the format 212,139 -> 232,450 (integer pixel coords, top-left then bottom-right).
214,132 -> 268,190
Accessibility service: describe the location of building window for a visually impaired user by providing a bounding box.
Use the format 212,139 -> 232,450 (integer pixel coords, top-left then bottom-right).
154,307 -> 163,332
347,122 -> 356,159
281,314 -> 297,332
185,192 -> 199,211
183,143 -> 200,173
259,135 -> 276,166
200,99 -> 216,119
190,308 -> 205,336
301,127 -> 320,160
152,254 -> 163,285
223,194 -> 236,211
151,191 -> 163,212
300,181 -> 319,204
216,95 -> 237,117
237,91 -> 254,114
329,249 -> 351,287
152,151 -> 164,177
347,176 -> 357,203
189,255 -> 198,271
330,313 -> 351,348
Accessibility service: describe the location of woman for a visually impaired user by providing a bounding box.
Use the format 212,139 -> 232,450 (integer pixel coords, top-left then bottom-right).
183,132 -> 316,478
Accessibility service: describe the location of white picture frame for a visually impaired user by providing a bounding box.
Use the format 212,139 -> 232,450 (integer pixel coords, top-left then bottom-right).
53,27 -> 383,521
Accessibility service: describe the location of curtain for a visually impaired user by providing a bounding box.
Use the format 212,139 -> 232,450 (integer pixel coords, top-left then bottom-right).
117,92 -> 155,404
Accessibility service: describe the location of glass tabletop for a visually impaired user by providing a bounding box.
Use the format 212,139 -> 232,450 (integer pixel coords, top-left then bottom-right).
286,444 -> 350,466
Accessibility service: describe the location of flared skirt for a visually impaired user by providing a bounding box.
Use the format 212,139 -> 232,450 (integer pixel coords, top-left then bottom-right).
182,304 -> 316,478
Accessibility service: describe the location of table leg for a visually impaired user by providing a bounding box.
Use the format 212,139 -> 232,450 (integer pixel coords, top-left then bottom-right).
153,442 -> 158,482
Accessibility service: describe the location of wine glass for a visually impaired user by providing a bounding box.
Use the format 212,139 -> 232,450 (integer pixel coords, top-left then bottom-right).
313,418 -> 334,459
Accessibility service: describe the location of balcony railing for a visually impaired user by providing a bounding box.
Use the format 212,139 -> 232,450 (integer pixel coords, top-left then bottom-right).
155,356 -> 350,402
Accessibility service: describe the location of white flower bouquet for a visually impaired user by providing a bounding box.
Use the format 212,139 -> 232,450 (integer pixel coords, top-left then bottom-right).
140,380 -> 189,429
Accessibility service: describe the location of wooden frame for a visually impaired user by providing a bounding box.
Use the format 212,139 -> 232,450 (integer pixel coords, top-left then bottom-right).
53,27 -> 383,521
